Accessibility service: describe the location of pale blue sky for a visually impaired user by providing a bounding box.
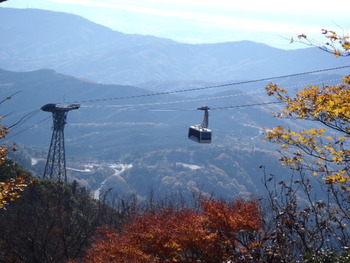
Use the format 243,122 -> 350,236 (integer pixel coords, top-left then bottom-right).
2,0 -> 350,49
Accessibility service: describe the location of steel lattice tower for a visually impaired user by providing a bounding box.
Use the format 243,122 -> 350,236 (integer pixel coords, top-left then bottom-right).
42,103 -> 80,182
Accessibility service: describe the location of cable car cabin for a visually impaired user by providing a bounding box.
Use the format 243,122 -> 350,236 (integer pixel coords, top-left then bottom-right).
188,125 -> 212,143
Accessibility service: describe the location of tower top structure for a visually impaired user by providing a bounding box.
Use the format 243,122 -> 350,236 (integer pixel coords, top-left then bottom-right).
42,103 -> 80,182
41,103 -> 80,112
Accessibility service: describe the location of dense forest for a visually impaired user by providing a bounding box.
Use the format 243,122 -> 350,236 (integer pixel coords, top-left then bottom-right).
1,6 -> 350,262
3,73 -> 350,263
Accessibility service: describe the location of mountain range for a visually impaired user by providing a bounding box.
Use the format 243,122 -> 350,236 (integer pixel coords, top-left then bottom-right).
0,7 -> 347,201
1,7 -> 349,86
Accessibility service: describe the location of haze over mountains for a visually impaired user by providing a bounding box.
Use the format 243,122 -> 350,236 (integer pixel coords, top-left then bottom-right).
0,7 -> 348,86
0,7 -> 347,200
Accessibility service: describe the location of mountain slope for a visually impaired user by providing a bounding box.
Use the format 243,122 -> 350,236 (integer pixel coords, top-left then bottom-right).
1,7 -> 348,85
1,68 -> 337,201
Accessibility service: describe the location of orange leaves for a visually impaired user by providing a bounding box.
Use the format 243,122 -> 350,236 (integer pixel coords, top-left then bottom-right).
0,113 -> 34,209
202,199 -> 261,235
82,199 -> 263,262
84,229 -> 154,263
0,124 -> 9,165
0,173 -> 33,209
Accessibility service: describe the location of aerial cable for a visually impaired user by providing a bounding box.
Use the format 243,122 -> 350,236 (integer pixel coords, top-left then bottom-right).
81,101 -> 283,113
2,111 -> 14,118
129,101 -> 283,112
210,101 -> 284,110
2,73 -> 345,140
64,65 -> 350,104
5,116 -> 51,141
2,76 -> 342,131
79,77 -> 343,110
79,92 -> 262,109
0,91 -> 22,105
7,109 -> 41,129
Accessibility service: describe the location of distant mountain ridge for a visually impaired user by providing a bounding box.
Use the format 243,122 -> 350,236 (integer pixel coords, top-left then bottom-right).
1,7 -> 349,86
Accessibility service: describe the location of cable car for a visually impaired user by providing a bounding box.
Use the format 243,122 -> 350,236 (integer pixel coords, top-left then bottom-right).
188,106 -> 212,143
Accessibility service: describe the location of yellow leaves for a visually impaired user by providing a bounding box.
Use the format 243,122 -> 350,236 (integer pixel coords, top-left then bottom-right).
344,42 -> 350,51
266,84 -> 288,99
265,81 -> 350,181
265,78 -> 350,177
282,134 -> 291,140
344,75 -> 350,85
266,123 -> 350,185
0,173 -> 34,209
318,29 -> 350,56
333,156 -> 344,163
0,122 -> 33,209
265,127 -> 328,149
334,50 -> 341,57
268,77 -> 350,124
298,29 -> 350,56
309,128 -> 318,134
326,174 -> 350,185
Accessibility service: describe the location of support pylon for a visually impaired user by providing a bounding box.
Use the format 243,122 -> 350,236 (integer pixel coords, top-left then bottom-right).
41,103 -> 80,182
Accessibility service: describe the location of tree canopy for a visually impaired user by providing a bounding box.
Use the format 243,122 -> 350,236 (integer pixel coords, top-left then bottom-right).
78,198 -> 263,263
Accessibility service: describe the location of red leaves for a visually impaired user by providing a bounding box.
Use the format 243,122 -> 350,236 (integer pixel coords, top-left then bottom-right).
203,198 -> 262,235
82,199 -> 262,262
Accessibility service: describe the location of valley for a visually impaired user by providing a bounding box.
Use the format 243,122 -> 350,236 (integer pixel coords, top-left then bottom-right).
0,7 -> 348,203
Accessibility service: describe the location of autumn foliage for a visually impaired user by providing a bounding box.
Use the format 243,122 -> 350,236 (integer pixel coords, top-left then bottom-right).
79,198 -> 262,263
265,74 -> 350,185
0,173 -> 32,209
262,29 -> 350,261
297,29 -> 350,57
0,97 -> 33,209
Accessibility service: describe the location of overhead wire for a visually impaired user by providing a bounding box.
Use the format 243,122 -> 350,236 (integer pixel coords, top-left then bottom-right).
64,64 -> 350,105
210,101 -> 284,110
2,66 -> 348,140
8,109 -> 41,129
117,101 -> 284,112
4,116 -> 51,141
0,91 -> 22,105
80,77 -> 344,111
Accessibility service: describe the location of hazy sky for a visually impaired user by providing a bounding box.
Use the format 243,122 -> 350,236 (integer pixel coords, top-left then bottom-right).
2,0 -> 350,49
